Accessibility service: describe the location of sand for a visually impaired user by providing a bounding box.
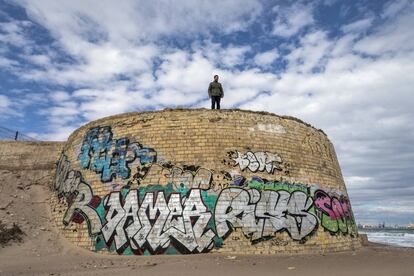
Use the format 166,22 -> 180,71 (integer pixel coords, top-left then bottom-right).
1,169 -> 414,276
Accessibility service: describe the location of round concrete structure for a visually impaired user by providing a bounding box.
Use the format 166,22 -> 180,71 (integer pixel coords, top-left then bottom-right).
51,109 -> 360,255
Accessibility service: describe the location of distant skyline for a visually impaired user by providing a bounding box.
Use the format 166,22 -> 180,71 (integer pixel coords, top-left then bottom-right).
1,0 -> 413,225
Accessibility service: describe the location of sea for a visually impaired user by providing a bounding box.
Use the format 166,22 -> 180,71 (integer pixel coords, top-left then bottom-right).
358,228 -> 414,248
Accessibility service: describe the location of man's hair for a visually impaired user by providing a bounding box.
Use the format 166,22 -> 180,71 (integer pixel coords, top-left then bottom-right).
214,74 -> 218,78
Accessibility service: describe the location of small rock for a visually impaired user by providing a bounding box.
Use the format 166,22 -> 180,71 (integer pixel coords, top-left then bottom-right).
288,266 -> 296,270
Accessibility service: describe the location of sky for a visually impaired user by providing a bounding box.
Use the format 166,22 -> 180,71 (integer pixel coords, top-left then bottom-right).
0,0 -> 413,225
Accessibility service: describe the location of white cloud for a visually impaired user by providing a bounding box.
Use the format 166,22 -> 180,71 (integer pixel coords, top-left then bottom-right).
0,56 -> 18,68
0,20 -> 32,47
254,48 -> 279,67
342,17 -> 374,33
382,0 -> 411,18
0,95 -> 11,113
9,0 -> 261,86
272,3 -> 315,37
221,46 -> 251,68
16,0 -> 262,42
286,30 -> 332,73
354,1 -> 414,55
49,91 -> 71,102
73,86 -> 154,121
0,94 -> 23,118
25,54 -> 51,66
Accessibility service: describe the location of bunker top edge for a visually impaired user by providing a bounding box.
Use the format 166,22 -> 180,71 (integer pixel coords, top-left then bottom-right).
66,108 -> 328,144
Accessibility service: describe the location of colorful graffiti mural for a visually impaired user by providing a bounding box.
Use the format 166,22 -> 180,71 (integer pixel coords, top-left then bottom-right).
215,187 -> 317,242
54,126 -> 357,255
78,126 -> 156,182
101,186 -> 216,254
314,189 -> 356,235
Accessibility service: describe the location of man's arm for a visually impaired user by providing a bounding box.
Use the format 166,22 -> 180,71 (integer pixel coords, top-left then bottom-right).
208,83 -> 212,97
220,83 -> 224,98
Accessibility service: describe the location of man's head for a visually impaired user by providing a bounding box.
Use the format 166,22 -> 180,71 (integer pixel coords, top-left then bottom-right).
214,75 -> 219,82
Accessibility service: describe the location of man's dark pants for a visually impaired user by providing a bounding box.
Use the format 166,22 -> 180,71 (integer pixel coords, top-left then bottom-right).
211,96 -> 221,109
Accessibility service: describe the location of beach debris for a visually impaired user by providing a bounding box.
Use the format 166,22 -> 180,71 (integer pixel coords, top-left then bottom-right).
226,256 -> 237,260
288,266 -> 296,270
0,221 -> 25,246
143,261 -> 157,267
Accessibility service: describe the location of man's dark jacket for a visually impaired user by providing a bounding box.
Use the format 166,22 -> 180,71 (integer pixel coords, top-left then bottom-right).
208,81 -> 224,98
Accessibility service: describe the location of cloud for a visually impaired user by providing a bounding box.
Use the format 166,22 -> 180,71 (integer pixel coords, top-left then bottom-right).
1,1 -> 414,224
381,0 -> 411,18
354,1 -> 414,55
0,20 -> 32,48
6,0 -> 261,87
253,48 -> 279,67
0,56 -> 18,68
16,0 -> 262,42
285,30 -> 332,73
0,94 -> 25,118
341,17 -> 374,33
0,95 -> 13,117
271,2 -> 315,37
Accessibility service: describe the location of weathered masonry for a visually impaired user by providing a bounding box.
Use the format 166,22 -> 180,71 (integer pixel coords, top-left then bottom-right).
51,109 -> 360,255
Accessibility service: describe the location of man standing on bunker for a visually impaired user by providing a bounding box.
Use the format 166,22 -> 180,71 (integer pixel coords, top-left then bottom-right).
208,74 -> 224,110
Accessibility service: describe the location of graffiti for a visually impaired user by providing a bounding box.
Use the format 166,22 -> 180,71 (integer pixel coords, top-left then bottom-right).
78,126 -> 156,182
229,151 -> 282,174
215,187 -> 317,242
54,154 -> 102,235
167,166 -> 212,190
55,154 -> 77,196
63,182 -> 102,235
53,126 -> 358,255
314,189 -> 356,236
136,163 -> 213,191
101,186 -> 216,254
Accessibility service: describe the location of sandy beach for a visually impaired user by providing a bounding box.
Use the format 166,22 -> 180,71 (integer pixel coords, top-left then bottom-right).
1,169 -> 413,276
1,241 -> 414,276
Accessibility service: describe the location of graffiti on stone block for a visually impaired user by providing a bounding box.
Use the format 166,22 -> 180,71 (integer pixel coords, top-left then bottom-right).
78,126 -> 156,182
141,163 -> 213,189
55,154 -> 76,196
167,166 -> 213,190
101,185 -> 216,254
314,189 -> 357,235
53,125 -> 358,255
229,150 -> 282,174
215,186 -> 317,242
55,154 -> 102,235
63,181 -> 102,235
